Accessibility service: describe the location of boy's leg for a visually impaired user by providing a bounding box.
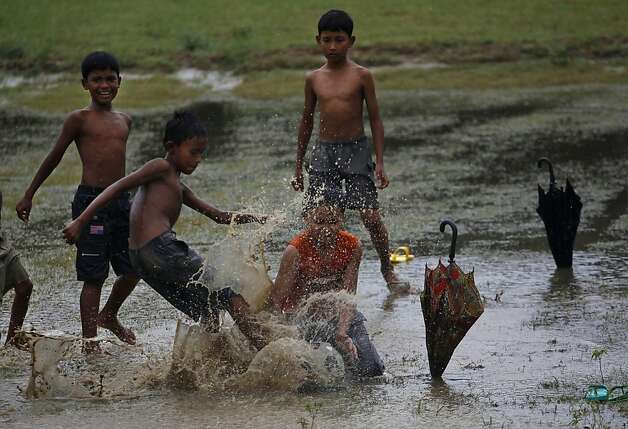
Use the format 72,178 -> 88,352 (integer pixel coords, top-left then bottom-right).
80,279 -> 105,353
358,209 -> 399,282
345,312 -> 385,377
225,292 -> 267,351
72,186 -> 110,351
6,279 -> 33,345
98,273 -> 140,345
102,194 -> 138,344
344,174 -> 408,290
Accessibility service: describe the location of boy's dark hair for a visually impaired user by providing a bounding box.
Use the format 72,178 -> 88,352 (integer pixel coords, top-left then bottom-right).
164,110 -> 207,145
81,51 -> 120,79
318,9 -> 353,36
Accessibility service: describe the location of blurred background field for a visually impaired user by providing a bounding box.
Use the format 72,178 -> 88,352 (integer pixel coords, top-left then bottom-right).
2,3 -> 628,427
1,0 -> 628,110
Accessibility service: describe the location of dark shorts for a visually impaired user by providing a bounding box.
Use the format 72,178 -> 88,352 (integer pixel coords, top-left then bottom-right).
71,185 -> 135,282
305,136 -> 378,210
1,233 -> 30,305
299,310 -> 385,377
129,231 -> 234,322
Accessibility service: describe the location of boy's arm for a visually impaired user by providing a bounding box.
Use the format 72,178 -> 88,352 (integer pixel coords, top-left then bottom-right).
16,112 -> 82,222
291,73 -> 317,192
362,69 -> 389,189
335,301 -> 358,360
181,184 -> 266,224
341,241 -> 362,294
271,245 -> 299,313
334,240 -> 362,359
62,159 -> 170,244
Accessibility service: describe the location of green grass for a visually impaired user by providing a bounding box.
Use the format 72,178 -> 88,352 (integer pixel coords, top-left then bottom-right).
2,1 -> 628,110
1,0 -> 628,73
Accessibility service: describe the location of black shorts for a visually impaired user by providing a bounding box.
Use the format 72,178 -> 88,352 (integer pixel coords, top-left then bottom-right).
129,231 -> 234,322
71,185 -> 135,282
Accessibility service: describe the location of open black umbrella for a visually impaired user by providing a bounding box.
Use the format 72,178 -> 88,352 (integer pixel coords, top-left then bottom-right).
536,158 -> 582,268
421,220 -> 484,378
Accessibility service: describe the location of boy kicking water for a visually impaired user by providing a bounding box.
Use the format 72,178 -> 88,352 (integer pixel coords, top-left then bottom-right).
63,111 -> 268,350
16,52 -> 139,351
291,9 -> 409,292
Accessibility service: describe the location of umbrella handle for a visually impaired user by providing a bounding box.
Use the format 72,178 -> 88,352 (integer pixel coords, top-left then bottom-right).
439,220 -> 457,263
537,157 -> 556,187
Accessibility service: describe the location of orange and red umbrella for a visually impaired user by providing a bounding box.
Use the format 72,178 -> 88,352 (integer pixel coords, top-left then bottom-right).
421,220 -> 484,378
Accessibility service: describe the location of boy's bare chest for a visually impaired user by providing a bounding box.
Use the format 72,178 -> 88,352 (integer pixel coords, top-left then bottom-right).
79,114 -> 129,145
313,76 -> 362,103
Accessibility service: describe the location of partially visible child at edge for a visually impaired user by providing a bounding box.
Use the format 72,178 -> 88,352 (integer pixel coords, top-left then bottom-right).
271,203 -> 384,377
291,9 -> 409,292
63,111 -> 268,351
1,191 -> 33,347
15,52 -> 140,352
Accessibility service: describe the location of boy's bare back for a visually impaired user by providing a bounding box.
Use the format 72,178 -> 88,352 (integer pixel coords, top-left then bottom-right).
307,60 -> 372,141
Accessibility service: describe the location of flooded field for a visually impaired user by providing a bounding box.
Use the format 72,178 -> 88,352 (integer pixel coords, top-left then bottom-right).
1,84 -> 627,428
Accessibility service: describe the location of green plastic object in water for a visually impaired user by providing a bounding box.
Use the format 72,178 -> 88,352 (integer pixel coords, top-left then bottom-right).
585,384 -> 628,402
585,385 -> 608,401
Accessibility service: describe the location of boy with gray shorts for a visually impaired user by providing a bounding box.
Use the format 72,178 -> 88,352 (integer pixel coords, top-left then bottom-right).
1,191 -> 33,346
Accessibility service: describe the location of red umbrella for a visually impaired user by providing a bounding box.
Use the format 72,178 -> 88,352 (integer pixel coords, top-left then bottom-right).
421,220 -> 484,377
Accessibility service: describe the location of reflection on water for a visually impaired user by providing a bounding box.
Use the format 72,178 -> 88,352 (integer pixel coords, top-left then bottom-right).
1,85 -> 628,428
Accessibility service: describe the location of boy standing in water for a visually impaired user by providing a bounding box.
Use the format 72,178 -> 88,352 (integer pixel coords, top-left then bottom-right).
272,203 -> 384,377
291,9 -> 408,291
63,111 -> 268,350
16,52 -> 139,351
1,191 -> 33,346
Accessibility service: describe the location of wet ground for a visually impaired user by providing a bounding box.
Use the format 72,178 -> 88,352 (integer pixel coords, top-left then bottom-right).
1,84 -> 627,428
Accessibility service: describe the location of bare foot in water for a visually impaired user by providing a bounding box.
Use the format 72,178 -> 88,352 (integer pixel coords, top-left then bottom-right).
83,340 -> 102,355
97,314 -> 136,345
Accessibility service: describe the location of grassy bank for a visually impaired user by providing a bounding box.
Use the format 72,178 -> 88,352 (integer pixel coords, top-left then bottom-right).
2,0 -> 628,73
1,1 -> 628,110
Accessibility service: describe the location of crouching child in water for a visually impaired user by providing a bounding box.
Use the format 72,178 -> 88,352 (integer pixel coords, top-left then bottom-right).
271,203 -> 384,377
63,111 -> 267,350
1,191 -> 33,346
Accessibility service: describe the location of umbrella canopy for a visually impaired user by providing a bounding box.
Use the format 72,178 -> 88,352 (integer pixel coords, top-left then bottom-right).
421,220 -> 484,378
536,158 -> 582,268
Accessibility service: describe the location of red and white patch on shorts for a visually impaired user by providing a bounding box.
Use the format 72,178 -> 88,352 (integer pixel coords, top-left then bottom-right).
89,224 -> 104,235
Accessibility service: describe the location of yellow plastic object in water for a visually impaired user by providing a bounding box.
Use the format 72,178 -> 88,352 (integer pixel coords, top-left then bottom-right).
390,246 -> 415,263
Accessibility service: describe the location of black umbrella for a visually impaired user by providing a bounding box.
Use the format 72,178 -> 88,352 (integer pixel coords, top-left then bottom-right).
536,158 -> 582,268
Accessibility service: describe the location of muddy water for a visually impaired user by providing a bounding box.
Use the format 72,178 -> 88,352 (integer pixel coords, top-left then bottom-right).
1,85 -> 627,428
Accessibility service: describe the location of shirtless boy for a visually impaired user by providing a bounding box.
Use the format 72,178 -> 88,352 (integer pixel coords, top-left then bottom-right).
63,111 -> 267,350
291,9 -> 408,291
1,191 -> 33,346
16,52 -> 139,350
272,203 -> 384,377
